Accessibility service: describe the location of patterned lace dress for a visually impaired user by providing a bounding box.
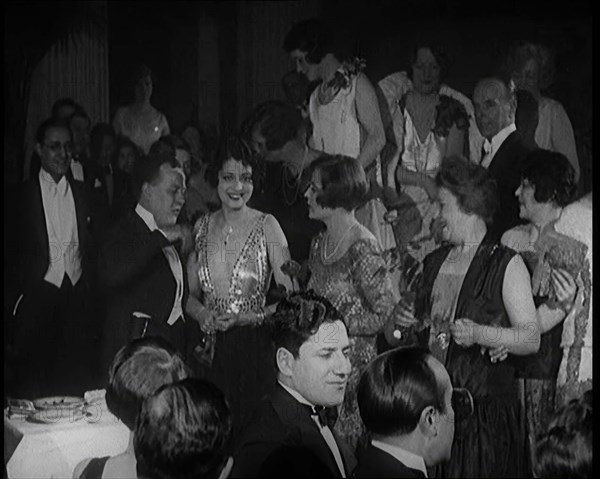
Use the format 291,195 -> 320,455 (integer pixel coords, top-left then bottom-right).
307,233 -> 398,451
194,213 -> 273,434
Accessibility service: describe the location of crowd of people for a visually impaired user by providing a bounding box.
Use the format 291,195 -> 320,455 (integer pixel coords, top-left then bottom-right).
4,16 -> 592,479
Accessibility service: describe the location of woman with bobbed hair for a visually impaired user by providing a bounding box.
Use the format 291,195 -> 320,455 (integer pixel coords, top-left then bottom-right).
506,41 -> 580,182
501,149 -> 584,468
399,155 -> 540,477
73,337 -> 189,479
304,154 -> 413,450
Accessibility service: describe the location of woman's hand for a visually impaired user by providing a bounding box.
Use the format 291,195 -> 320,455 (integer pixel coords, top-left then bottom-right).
481,344 -> 509,363
451,318 -> 478,347
214,312 -> 262,331
199,310 -> 217,334
551,268 -> 577,313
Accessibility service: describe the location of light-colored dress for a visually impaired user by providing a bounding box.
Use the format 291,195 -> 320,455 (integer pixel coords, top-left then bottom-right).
113,106 -> 170,155
307,233 -> 398,450
194,212 -> 274,434
378,71 -> 480,263
535,97 -> 580,182
309,73 -> 395,254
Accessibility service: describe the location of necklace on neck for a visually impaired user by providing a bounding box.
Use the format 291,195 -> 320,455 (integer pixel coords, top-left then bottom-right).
322,223 -> 358,262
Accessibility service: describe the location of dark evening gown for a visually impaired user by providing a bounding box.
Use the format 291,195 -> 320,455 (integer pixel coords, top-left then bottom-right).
417,234 -> 527,478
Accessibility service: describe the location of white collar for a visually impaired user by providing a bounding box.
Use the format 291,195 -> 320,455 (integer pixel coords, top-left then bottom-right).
278,380 -> 315,408
484,123 -> 516,153
371,439 -> 428,477
39,168 -> 69,196
135,203 -> 159,232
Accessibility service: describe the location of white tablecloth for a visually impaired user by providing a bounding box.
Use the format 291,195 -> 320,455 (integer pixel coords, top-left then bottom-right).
5,402 -> 129,479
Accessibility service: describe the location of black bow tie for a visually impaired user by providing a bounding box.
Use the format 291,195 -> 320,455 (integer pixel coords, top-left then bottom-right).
306,405 -> 338,429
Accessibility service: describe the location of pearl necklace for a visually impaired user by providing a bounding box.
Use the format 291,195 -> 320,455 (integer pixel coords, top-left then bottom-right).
322,223 -> 358,262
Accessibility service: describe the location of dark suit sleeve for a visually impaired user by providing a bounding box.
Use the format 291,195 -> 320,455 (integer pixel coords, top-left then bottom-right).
98,218 -> 170,289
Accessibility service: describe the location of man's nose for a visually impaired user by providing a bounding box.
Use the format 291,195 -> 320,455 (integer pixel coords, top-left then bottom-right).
333,353 -> 352,376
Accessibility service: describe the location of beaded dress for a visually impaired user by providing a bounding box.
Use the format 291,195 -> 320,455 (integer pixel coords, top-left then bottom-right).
194,212 -> 274,434
307,233 -> 398,450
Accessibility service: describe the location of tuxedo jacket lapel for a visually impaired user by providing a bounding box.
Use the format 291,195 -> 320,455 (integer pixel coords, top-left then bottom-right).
271,385 -> 351,477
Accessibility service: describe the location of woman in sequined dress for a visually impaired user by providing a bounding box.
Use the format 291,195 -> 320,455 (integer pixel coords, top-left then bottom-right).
186,137 -> 296,435
304,154 -> 412,452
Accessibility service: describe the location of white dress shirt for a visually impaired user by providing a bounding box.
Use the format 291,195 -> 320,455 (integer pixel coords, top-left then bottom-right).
39,169 -> 82,287
480,123 -> 517,168
278,381 -> 346,477
371,439 -> 428,477
135,204 -> 184,325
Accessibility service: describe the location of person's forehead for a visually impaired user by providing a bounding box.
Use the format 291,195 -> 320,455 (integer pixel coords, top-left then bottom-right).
304,320 -> 348,349
415,47 -> 437,64
158,164 -> 184,185
45,126 -> 71,140
221,159 -> 252,174
474,80 -> 506,102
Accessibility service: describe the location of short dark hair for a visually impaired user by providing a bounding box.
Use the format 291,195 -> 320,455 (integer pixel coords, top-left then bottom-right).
128,62 -> 156,95
308,154 -> 369,211
357,347 -> 447,436
134,378 -> 232,479
35,117 -> 71,145
534,393 -> 592,478
51,97 -> 77,119
90,122 -> 116,162
105,337 -> 189,430
521,149 -> 577,207
281,70 -> 313,108
283,18 -> 336,64
206,135 -> 260,188
131,140 -> 180,201
243,100 -> 303,152
158,134 -> 191,154
435,155 -> 498,224
269,290 -> 344,360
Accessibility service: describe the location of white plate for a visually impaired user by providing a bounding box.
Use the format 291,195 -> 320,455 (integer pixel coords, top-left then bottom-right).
33,396 -> 84,410
28,409 -> 85,424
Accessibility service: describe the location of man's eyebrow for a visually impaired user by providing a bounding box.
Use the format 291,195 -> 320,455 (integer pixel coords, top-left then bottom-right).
316,347 -> 338,353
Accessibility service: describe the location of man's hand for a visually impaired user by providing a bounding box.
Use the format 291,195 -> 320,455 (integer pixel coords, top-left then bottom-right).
481,344 -> 509,363
451,318 -> 478,347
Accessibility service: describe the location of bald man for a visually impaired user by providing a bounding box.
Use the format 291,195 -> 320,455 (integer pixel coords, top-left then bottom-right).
473,77 -> 531,237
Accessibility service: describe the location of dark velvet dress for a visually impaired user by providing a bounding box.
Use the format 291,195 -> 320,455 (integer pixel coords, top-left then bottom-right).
417,234 -> 527,478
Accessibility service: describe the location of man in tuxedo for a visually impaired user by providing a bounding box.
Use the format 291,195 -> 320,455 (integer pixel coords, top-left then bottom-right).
11,117 -> 96,397
355,347 -> 455,478
474,76 -> 531,238
98,142 -> 195,377
231,291 -> 356,478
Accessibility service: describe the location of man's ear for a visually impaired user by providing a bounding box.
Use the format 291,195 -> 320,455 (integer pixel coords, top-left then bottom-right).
276,347 -> 295,377
418,405 -> 438,438
218,456 -> 233,479
35,143 -> 43,158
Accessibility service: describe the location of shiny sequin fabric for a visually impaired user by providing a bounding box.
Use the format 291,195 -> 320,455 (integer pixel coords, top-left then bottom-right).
193,213 -> 274,435
195,213 -> 270,315
308,232 -> 398,450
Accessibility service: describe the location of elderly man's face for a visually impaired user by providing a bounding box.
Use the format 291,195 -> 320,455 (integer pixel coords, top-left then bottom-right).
36,126 -> 72,182
287,320 -> 351,407
144,164 -> 186,228
473,79 -> 514,140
